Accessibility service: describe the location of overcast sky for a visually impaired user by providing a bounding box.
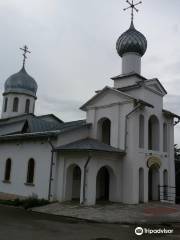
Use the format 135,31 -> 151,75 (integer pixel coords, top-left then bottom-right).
0,0 -> 180,145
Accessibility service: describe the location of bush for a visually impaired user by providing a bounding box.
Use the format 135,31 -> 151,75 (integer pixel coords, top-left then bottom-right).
21,197 -> 49,209
0,197 -> 49,209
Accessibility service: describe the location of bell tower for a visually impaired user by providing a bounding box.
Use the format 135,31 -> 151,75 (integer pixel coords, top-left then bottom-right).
114,0 -> 147,86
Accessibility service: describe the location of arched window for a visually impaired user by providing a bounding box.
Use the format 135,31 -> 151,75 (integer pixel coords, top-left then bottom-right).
98,118 -> 111,145
163,123 -> 168,152
139,114 -> 144,148
25,99 -> 30,113
13,97 -> 19,112
148,115 -> 160,151
4,158 -> 12,181
26,159 -> 35,184
4,97 -> 8,112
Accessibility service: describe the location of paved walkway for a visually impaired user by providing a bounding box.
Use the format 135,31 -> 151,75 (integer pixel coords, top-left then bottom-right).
33,202 -> 180,224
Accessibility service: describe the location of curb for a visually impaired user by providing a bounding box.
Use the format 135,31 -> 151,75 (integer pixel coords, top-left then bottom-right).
31,209 -> 180,225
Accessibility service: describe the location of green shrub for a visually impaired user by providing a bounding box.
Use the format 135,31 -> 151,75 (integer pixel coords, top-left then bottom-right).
21,197 -> 49,209
0,197 -> 49,209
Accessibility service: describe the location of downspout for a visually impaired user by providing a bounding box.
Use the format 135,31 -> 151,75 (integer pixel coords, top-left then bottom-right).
124,102 -> 142,150
47,138 -> 55,201
81,151 -> 92,204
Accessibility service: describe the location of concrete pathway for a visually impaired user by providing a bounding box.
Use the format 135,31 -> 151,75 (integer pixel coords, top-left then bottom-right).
33,202 -> 180,224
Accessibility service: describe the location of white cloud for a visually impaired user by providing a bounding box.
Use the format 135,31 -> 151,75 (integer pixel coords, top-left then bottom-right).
0,0 -> 180,144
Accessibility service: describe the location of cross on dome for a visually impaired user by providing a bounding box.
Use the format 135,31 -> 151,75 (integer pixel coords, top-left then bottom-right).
20,45 -> 31,68
123,0 -> 142,22
116,0 -> 147,61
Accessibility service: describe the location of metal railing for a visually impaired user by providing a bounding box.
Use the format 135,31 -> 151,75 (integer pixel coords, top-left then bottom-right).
158,185 -> 176,203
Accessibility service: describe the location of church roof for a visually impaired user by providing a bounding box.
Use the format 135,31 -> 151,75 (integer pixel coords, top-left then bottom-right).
82,85 -> 154,111
4,66 -> 38,98
54,138 -> 125,154
0,114 -> 90,138
111,72 -> 147,81
115,77 -> 167,96
163,109 -> 180,120
116,21 -> 147,57
80,86 -> 135,111
0,120 -> 27,136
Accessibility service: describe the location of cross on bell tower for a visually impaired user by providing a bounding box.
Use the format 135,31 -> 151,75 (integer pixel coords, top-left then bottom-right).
115,0 -> 147,78
20,45 -> 31,68
123,0 -> 142,22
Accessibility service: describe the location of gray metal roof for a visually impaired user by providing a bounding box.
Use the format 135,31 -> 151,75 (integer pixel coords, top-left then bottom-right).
0,114 -> 90,138
54,138 -> 125,154
4,66 -> 38,98
0,120 -> 26,136
116,21 -> 147,57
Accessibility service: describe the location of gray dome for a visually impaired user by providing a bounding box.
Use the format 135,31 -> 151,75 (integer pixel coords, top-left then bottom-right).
116,21 -> 147,57
4,67 -> 38,98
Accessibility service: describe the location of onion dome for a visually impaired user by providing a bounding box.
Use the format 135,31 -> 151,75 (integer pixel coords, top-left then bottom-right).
4,66 -> 38,98
116,21 -> 147,57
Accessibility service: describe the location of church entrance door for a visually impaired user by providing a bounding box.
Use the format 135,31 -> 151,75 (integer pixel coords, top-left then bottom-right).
65,164 -> 81,202
148,165 -> 160,201
72,166 -> 81,200
96,167 -> 110,202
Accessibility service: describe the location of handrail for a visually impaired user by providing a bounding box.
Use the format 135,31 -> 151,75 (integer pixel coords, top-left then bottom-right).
158,185 -> 176,203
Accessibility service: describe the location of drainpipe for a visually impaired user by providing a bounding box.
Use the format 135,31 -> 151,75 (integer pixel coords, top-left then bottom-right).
81,152 -> 91,204
124,102 -> 142,151
47,138 -> 55,201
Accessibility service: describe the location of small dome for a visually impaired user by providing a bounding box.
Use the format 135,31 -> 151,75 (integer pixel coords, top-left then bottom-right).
4,66 -> 38,98
116,21 -> 147,57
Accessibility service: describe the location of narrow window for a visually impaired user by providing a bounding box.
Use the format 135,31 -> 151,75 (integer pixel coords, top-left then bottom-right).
4,97 -> 8,112
102,119 -> 111,145
26,159 -> 35,184
98,118 -> 111,145
139,114 -> 144,148
25,99 -> 30,113
163,123 -> 168,152
4,159 -> 11,181
13,97 -> 19,112
148,115 -> 160,151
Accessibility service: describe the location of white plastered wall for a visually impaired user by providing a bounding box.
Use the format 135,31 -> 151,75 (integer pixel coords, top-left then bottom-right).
0,139 -> 51,199
122,105 -> 175,204
1,93 -> 36,118
85,90 -> 134,150
122,53 -> 141,75
55,152 -> 123,205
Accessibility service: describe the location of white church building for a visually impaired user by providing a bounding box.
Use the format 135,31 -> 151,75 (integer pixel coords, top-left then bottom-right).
0,6 -> 179,205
